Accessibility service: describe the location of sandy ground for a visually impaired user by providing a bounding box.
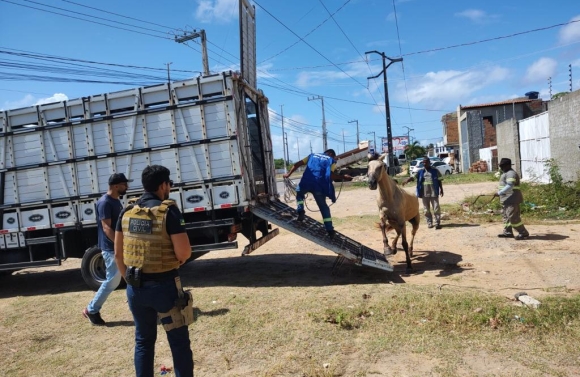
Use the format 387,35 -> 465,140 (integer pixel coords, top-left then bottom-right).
243,181 -> 580,299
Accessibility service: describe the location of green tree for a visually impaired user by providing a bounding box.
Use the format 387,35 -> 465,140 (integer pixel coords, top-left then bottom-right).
274,158 -> 285,169
404,141 -> 426,160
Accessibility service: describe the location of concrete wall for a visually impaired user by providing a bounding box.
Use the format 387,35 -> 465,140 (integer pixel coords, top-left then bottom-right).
496,118 -> 520,175
548,90 -> 580,183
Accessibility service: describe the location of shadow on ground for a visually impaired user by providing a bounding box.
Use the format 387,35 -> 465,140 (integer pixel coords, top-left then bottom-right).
441,223 -> 480,228
527,233 -> 569,241
0,250 -> 466,297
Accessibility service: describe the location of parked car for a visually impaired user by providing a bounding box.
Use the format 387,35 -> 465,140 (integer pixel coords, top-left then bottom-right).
410,160 -> 453,175
409,156 -> 441,168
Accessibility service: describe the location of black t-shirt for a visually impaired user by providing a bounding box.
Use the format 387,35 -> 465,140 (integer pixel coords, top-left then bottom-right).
116,192 -> 186,235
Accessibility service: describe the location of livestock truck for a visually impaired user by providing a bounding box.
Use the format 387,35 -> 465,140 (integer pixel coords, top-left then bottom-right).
0,71 -> 392,289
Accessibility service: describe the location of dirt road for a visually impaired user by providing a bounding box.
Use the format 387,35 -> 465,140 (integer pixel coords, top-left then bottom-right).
207,180 -> 580,299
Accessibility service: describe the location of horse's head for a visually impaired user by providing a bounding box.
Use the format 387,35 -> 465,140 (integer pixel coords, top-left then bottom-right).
367,154 -> 387,190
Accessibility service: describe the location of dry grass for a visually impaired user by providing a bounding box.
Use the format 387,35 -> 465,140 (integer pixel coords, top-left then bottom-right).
2,271 -> 579,377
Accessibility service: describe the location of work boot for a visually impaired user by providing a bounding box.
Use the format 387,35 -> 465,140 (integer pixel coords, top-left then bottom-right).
296,210 -> 305,222
83,308 -> 105,326
435,223 -> 442,230
327,229 -> 336,239
515,231 -> 530,240
427,223 -> 433,229
497,232 -> 514,238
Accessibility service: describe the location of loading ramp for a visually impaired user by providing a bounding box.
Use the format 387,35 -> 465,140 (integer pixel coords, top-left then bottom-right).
250,199 -> 393,272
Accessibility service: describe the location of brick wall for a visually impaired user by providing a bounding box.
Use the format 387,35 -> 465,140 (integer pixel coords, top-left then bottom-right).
548,90 -> 580,183
482,117 -> 497,147
441,112 -> 459,145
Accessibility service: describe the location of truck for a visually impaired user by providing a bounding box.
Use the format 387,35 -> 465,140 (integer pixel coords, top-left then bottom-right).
0,2 -> 392,289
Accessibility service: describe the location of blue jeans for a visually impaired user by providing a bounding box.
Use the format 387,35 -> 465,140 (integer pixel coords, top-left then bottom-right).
296,187 -> 333,231
87,249 -> 121,314
126,279 -> 193,377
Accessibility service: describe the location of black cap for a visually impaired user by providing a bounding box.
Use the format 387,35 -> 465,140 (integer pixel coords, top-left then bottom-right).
499,158 -> 513,166
108,173 -> 133,185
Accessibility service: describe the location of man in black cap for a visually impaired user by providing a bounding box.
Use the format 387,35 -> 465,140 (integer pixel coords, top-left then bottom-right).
83,173 -> 133,325
497,158 -> 529,240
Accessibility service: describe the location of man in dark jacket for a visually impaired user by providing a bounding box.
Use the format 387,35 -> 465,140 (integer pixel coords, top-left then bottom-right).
403,157 -> 444,229
497,158 -> 529,240
284,149 -> 352,237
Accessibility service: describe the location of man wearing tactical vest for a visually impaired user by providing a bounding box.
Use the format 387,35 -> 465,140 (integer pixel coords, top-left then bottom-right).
497,158 -> 530,240
403,157 -> 444,229
283,149 -> 352,237
83,173 -> 130,325
114,165 -> 194,377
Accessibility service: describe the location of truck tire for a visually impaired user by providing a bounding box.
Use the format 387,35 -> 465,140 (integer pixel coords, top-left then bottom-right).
80,246 -> 126,291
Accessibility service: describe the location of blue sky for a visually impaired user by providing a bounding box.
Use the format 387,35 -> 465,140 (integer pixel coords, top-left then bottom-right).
1,0 -> 579,162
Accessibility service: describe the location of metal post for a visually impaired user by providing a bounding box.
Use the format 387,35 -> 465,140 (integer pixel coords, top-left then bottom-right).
280,105 -> 287,174
166,62 -> 172,83
284,132 -> 288,166
348,119 -> 359,146
175,30 -> 210,75
365,50 -> 403,176
308,95 -> 327,151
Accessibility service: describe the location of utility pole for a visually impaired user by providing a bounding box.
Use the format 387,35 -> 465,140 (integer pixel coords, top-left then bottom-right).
570,64 -> 573,92
297,138 -> 300,161
365,50 -> 403,176
165,62 -> 173,83
175,29 -> 209,75
403,126 -> 414,160
284,132 -> 288,167
348,119 -> 359,146
342,129 -> 346,153
308,95 -> 327,151
280,105 -> 287,173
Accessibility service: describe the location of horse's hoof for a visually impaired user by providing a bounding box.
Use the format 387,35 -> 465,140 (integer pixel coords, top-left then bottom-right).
384,248 -> 396,256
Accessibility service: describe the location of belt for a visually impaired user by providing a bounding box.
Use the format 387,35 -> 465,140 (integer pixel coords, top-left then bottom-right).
141,269 -> 178,282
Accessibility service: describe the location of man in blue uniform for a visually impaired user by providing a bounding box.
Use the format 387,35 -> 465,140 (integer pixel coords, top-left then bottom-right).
283,149 -> 352,237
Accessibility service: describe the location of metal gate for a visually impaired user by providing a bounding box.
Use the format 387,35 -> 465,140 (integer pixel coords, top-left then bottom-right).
519,112 -> 550,183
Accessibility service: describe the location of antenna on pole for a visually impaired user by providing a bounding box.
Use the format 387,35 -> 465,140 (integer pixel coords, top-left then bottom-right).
175,29 -> 209,75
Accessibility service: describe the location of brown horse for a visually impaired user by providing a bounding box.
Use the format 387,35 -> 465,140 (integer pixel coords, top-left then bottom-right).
367,154 -> 420,273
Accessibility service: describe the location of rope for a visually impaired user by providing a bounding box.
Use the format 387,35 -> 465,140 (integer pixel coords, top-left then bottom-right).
283,177 -> 345,212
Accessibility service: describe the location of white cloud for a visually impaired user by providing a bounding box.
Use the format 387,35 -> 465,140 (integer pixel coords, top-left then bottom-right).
2,93 -> 68,111
393,66 -> 510,109
294,59 -> 375,88
559,15 -> 580,44
455,9 -> 499,24
195,0 -> 238,23
523,57 -> 557,85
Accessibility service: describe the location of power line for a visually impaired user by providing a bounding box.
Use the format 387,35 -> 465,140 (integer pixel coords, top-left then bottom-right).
0,0 -> 173,40
402,18 -> 580,56
391,0 -> 414,130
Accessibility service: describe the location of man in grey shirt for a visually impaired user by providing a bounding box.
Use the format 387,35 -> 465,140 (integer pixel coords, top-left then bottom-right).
403,157 -> 444,229
497,158 -> 529,240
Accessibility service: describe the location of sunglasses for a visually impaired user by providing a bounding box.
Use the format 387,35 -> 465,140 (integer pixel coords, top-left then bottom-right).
167,180 -> 174,187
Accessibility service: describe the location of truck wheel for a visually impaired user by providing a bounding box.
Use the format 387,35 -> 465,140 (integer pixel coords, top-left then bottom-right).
80,246 -> 127,291
81,246 -> 106,291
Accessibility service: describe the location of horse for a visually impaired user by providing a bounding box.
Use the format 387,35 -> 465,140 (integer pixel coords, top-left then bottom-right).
367,153 -> 420,273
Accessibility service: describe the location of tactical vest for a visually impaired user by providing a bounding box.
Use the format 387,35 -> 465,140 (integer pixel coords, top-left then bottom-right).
121,199 -> 181,273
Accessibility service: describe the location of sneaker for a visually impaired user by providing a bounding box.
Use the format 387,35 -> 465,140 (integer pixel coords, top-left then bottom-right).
296,211 -> 305,222
327,229 -> 336,238
497,232 -> 514,238
83,308 -> 105,326
515,232 -> 530,240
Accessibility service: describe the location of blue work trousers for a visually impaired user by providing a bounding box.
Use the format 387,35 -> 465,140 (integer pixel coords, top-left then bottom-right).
126,279 -> 193,377
296,186 -> 333,231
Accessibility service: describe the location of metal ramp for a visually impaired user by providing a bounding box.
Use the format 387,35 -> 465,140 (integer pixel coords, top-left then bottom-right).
250,199 -> 393,272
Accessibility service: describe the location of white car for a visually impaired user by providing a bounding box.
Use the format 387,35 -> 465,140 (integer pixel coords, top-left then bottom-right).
410,160 -> 453,175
